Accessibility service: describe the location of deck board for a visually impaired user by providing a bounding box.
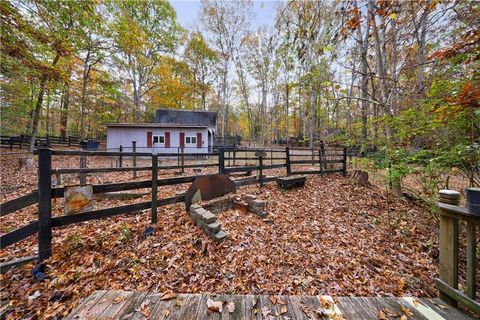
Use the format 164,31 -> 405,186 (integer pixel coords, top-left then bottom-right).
67,290 -> 478,319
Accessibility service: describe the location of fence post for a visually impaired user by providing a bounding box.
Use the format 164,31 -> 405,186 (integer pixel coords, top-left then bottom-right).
181,147 -> 185,174
151,153 -> 158,224
342,146 -> 347,176
38,147 -> 52,262
319,149 -> 324,176
438,190 -> 460,307
132,141 -> 137,179
19,135 -> 23,150
259,155 -> 264,187
79,145 -> 87,185
68,136 -> 71,147
119,145 -> 123,168
285,147 -> 291,176
219,148 -> 225,174
9,137 -> 13,150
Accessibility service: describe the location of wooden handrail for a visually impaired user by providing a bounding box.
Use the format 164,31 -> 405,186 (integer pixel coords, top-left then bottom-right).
437,190 -> 480,314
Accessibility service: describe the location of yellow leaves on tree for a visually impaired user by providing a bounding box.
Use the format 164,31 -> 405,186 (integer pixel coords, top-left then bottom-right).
146,56 -> 193,110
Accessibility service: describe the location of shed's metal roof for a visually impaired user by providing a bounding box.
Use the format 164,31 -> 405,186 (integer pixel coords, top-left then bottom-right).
155,109 -> 217,127
105,123 -> 208,128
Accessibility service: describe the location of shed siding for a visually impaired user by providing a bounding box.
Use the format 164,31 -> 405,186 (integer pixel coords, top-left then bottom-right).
107,127 -> 209,154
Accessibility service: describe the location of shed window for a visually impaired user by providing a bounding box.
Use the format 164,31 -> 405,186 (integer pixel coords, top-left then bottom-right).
185,136 -> 196,145
153,135 -> 165,144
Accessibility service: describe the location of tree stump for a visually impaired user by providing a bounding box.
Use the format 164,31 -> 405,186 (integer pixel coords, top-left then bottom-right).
351,170 -> 369,186
18,157 -> 34,170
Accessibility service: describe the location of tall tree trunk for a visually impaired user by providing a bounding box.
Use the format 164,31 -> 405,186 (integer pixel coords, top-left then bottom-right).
221,63 -> 228,137
29,53 -> 60,151
60,78 -> 71,140
309,71 -> 314,148
285,82 -> 289,141
371,7 -> 393,138
80,50 -> 91,140
45,88 -> 51,136
416,1 -> 430,98
355,0 -> 371,149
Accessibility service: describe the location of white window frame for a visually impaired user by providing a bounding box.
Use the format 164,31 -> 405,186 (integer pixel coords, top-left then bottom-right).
185,135 -> 197,146
153,135 -> 165,146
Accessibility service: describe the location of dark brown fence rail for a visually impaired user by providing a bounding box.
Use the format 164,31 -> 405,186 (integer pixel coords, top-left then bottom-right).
0,135 -> 82,149
0,145 -> 347,263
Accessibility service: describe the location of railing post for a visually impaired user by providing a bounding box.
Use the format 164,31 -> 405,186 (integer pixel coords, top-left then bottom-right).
68,136 -> 71,147
438,190 -> 460,307
219,148 -> 225,174
342,146 -> 347,176
151,153 -> 158,224
132,141 -> 137,179
119,145 -> 123,168
466,221 -> 477,300
285,147 -> 291,176
38,147 -> 52,262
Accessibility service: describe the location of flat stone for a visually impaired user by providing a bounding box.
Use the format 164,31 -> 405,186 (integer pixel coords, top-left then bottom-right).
205,222 -> 221,234
251,199 -> 265,208
211,230 -> 228,242
255,211 -> 267,218
243,194 -> 257,202
201,211 -> 216,224
194,207 -> 207,217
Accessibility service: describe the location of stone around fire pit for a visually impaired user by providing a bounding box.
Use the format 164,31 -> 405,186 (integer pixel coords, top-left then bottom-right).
187,193 -> 269,241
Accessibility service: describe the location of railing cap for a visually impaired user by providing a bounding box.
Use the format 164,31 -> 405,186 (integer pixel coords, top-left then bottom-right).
439,189 -> 461,197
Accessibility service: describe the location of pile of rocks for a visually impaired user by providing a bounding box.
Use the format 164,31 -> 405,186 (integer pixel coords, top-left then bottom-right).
236,194 -> 267,217
188,194 -> 268,242
189,204 -> 228,242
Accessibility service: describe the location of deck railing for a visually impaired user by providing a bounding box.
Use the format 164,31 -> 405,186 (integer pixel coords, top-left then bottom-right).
437,190 -> 480,314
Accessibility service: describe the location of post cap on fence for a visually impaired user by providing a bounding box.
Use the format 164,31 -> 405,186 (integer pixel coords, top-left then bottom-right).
438,189 -> 461,206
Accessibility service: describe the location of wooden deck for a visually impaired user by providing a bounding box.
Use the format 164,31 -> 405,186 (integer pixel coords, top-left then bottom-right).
66,290 -> 477,319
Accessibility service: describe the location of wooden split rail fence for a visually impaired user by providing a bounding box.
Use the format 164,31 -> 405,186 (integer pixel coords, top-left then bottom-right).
0,135 -> 81,149
0,145 -> 346,264
1,147 -> 479,315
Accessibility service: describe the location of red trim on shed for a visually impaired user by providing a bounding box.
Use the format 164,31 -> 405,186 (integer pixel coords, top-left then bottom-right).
147,132 -> 152,148
180,132 -> 185,148
196,132 -> 202,148
165,132 -> 170,148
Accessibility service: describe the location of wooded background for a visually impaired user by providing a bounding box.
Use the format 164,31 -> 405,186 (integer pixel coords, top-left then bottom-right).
1,0 -> 479,189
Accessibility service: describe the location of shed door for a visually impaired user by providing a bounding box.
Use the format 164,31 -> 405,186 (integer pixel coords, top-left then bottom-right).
196,132 -> 202,148
147,132 -> 152,148
180,132 -> 185,148
165,132 -> 170,148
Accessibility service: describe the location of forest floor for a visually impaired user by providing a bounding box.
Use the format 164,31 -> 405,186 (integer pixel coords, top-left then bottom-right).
0,151 -> 457,319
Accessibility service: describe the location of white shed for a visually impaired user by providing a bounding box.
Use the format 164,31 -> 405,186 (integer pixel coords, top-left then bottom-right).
106,109 -> 217,154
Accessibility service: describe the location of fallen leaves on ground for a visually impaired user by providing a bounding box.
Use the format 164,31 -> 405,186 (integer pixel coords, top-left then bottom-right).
227,301 -> 235,313
206,298 -> 222,313
0,153 -> 444,319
